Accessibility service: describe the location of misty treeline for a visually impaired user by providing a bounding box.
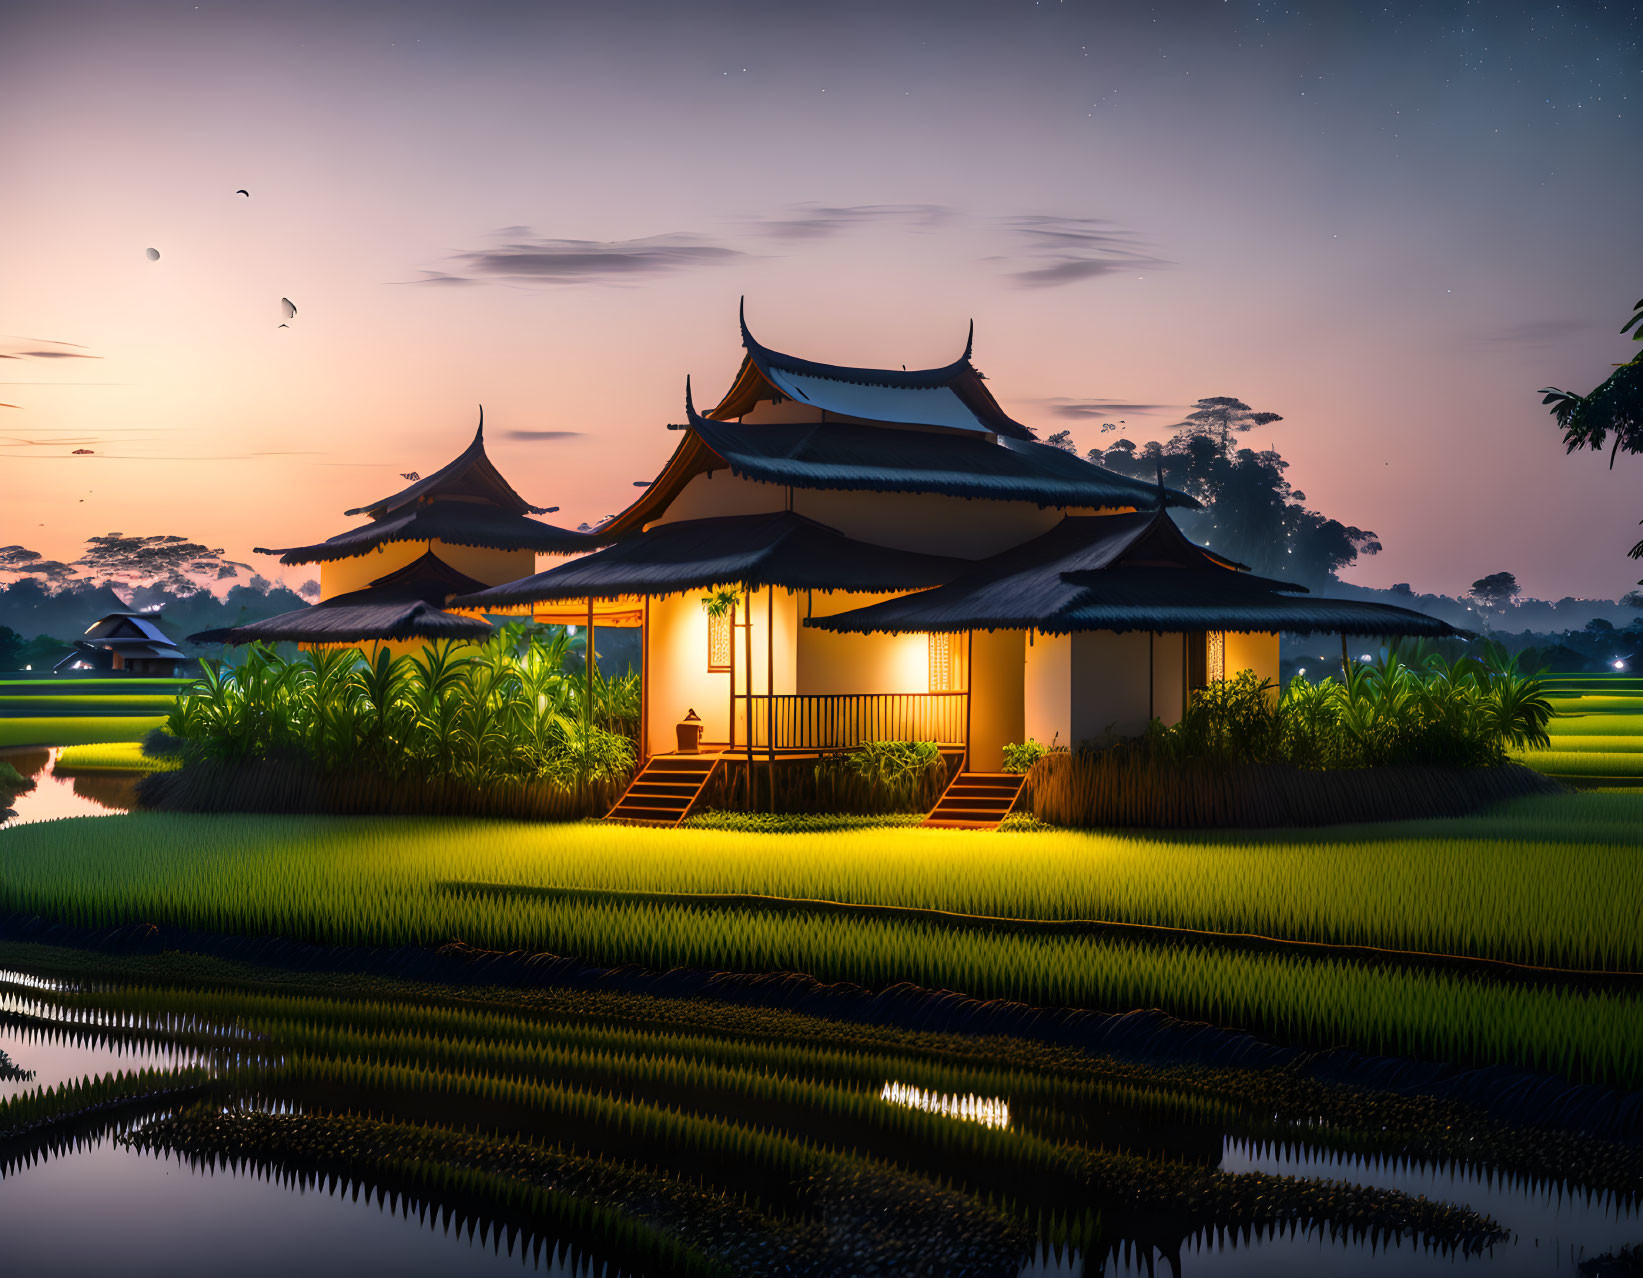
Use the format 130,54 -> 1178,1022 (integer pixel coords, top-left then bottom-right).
0,532 -> 318,669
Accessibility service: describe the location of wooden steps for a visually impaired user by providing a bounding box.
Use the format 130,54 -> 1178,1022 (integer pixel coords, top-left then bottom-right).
604,754 -> 721,826
922,771 -> 1027,830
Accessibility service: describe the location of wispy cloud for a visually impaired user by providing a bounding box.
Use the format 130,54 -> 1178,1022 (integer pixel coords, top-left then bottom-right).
0,337 -> 104,362
995,215 -> 1169,288
417,230 -> 748,287
1045,398 -> 1172,420
1472,320 -> 1591,351
500,429 -> 584,441
745,203 -> 952,241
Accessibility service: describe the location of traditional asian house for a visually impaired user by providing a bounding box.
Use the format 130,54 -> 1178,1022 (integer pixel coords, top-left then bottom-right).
194,414 -> 594,650
56,611 -> 189,676
448,308 -> 1462,826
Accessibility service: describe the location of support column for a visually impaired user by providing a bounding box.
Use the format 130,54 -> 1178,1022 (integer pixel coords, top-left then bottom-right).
743,587 -> 754,806
767,585 -> 775,813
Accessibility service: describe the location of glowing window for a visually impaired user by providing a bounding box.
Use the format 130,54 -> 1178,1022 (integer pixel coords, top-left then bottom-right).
928,633 -> 953,691
1206,630 -> 1226,683
707,610 -> 732,672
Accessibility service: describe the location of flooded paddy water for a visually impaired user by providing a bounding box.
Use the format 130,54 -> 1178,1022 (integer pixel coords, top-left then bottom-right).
0,747 -> 140,828
0,960 -> 1635,1277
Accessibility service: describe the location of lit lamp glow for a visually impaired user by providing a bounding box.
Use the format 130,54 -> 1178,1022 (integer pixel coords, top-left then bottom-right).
879,1081 -> 1010,1129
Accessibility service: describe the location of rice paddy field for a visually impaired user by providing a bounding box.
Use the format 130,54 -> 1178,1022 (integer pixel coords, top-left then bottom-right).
1516,675 -> 1643,785
1,798 -> 1640,1087
0,716 -> 167,749
11,946 -> 1595,1277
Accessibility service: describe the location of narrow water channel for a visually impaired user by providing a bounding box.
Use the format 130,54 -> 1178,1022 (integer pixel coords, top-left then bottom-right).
0,747 -> 139,828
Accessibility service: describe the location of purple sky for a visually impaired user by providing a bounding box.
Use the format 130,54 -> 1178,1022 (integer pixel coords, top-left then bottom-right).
3,0 -> 1640,599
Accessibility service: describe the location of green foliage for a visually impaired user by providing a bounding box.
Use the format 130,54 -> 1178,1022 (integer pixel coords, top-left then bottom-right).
0,759 -> 30,798
699,588 -> 740,619
164,624 -> 635,790
1002,739 -> 1054,774
1541,295 -> 1643,563
1146,643 -> 1554,770
840,740 -> 942,807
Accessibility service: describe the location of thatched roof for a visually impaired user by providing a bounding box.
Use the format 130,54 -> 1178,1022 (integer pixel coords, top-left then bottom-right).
191,551 -> 494,646
807,511 -> 1466,638
256,503 -> 595,566
449,510 -> 965,609
344,416 -> 548,518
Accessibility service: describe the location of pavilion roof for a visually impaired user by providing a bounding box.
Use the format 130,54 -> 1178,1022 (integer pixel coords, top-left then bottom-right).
598,390 -> 1197,538
344,415 -> 548,519
806,511 -> 1467,638
190,551 -> 494,646
256,503 -> 596,565
448,510 -> 966,609
706,301 -> 1037,440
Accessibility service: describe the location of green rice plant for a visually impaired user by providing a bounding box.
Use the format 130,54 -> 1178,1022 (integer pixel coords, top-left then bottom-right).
2,809 -> 1642,1083
0,716 -> 167,749
0,1067 -> 210,1136
130,1108 -> 735,1278
53,742 -> 179,773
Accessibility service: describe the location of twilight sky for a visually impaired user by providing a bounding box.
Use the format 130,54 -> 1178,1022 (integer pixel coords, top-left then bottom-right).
3,0 -> 1640,599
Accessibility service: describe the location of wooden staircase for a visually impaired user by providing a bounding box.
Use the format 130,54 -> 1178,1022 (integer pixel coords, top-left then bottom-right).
604,754 -> 722,827
922,770 -> 1028,830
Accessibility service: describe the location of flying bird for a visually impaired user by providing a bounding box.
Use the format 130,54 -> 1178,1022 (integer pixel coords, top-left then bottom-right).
400,472 -> 420,481
280,298 -> 297,320
235,189 -> 250,197
278,324 -> 289,329
145,248 -> 160,261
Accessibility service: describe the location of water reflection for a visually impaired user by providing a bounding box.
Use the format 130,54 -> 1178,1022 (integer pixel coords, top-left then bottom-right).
0,746 -> 139,827
0,1134 -> 607,1278
880,1080 -> 1011,1129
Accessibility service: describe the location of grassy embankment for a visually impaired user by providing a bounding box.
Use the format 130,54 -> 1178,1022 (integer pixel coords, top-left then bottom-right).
1516,676 -> 1643,783
1,796 -> 1639,1086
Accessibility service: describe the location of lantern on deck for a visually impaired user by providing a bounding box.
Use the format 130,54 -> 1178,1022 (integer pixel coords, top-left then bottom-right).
676,708 -> 704,754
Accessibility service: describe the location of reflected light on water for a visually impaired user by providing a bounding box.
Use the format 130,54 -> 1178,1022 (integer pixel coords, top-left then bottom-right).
880,1080 -> 1010,1129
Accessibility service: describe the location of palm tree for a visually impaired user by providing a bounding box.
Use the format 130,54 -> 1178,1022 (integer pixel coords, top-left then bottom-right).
1541,296 -> 1643,566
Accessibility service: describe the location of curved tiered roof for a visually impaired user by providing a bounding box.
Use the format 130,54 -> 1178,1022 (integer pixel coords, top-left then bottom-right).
807,510 -> 1466,639
599,378 -> 1197,537
708,300 -> 1036,440
256,414 -> 595,565
449,510 -> 965,611
193,552 -> 495,646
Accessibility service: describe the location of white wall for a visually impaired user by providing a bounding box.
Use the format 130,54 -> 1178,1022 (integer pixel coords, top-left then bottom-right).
1069,630 -> 1154,744
1151,631 -> 1186,726
1023,630 -> 1071,750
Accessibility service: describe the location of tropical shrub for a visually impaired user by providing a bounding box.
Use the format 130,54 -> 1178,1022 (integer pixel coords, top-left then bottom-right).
1147,643 -> 1553,771
1001,739 -> 1057,774
160,624 -> 635,803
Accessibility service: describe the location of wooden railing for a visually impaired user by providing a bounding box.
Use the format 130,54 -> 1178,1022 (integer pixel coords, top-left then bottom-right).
742,692 -> 967,752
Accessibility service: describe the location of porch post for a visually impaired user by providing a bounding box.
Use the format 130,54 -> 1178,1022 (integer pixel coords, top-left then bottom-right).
743,586 -> 754,806
964,629 -> 974,771
640,595 -> 650,764
767,585 -> 775,813
584,595 -> 595,784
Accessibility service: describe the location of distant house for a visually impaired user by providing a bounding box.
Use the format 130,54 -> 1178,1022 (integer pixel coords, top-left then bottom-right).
55,611 -> 189,676
194,415 -> 594,650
